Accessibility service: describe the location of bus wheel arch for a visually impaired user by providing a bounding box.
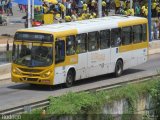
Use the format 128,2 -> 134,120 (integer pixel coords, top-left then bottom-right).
114,58 -> 123,77
65,68 -> 76,88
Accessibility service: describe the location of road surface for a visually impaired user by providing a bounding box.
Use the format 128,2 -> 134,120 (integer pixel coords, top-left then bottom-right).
0,53 -> 160,111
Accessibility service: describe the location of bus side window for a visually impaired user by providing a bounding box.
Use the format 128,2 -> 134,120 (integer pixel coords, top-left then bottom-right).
133,25 -> 142,43
88,31 -> 99,51
121,27 -> 132,45
111,28 -> 121,47
142,24 -> 147,41
100,29 -> 110,49
55,40 -> 65,63
66,35 -> 76,55
75,33 -> 87,54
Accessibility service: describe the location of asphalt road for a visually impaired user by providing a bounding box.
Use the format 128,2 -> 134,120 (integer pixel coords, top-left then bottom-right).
0,53 -> 160,111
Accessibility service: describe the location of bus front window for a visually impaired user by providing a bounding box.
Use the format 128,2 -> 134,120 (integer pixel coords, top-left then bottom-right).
12,44 -> 53,67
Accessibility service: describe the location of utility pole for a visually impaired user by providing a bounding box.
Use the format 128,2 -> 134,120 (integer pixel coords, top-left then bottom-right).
130,0 -> 132,9
32,0 -> 34,19
28,0 -> 31,28
98,0 -> 102,18
148,0 -> 152,41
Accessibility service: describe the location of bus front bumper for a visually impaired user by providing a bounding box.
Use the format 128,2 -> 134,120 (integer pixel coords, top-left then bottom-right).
11,72 -> 54,85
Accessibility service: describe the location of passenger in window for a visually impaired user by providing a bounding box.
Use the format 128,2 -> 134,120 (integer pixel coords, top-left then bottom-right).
69,46 -> 75,55
116,37 -> 121,46
76,45 -> 81,53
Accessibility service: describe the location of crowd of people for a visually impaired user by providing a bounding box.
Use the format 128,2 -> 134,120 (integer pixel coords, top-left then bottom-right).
30,0 -> 160,23
0,0 -> 160,22
0,0 -> 13,16
0,0 -> 160,39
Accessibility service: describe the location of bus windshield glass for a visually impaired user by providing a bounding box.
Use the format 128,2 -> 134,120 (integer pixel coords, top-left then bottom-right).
12,43 -> 53,67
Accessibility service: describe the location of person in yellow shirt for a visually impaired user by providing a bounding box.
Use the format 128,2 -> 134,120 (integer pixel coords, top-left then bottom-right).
42,1 -> 48,13
59,3 -> 66,19
144,8 -> 148,17
127,9 -> 131,16
38,6 -> 41,12
127,8 -> 134,16
92,12 -> 97,18
89,14 -> 93,19
114,0 -> 120,14
83,2 -> 88,12
55,13 -> 61,23
152,1 -> 157,17
91,0 -> 96,7
77,16 -> 83,21
122,1 -> 127,10
82,12 -> 88,20
141,6 -> 146,17
91,0 -> 97,12
71,10 -> 78,21
86,13 -> 91,19
131,8 -> 134,16
124,10 -> 127,15
102,0 -> 106,16
65,15 -> 71,22
156,4 -> 160,19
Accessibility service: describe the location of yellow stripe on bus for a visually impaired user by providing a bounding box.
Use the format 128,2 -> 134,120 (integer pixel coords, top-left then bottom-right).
119,42 -> 148,53
118,19 -> 148,27
55,54 -> 78,67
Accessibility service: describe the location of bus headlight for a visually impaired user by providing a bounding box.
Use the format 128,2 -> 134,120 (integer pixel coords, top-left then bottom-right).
41,71 -> 51,78
13,68 -> 21,75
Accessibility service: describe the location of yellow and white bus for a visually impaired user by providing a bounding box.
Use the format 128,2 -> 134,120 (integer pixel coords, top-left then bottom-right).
12,16 -> 148,87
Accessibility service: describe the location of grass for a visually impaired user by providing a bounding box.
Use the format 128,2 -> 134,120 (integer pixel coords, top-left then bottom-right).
19,77 -> 160,120
46,78 -> 159,114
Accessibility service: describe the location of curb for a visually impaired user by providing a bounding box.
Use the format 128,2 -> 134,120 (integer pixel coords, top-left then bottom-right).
149,48 -> 160,55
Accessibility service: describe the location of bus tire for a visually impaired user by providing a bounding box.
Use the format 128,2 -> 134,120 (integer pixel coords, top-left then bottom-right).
65,70 -> 75,88
114,59 -> 123,77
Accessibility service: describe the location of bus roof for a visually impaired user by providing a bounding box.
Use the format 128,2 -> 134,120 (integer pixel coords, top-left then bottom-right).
18,16 -> 147,35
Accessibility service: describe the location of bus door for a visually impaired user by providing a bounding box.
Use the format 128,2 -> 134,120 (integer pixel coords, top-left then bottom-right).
110,28 -> 122,72
54,38 -> 66,84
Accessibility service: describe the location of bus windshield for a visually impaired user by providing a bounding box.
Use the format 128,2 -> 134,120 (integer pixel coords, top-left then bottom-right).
12,43 -> 53,67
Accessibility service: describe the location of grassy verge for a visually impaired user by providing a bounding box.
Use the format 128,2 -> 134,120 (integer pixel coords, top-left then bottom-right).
19,77 -> 160,120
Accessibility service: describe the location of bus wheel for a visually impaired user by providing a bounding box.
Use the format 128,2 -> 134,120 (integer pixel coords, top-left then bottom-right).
115,59 -> 123,77
65,70 -> 74,88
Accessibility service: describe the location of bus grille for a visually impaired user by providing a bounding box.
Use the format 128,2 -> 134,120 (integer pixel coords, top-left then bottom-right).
26,78 -> 38,81
22,73 -> 39,77
19,68 -> 42,73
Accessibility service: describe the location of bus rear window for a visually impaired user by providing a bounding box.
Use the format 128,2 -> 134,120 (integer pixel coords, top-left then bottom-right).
14,32 -> 53,42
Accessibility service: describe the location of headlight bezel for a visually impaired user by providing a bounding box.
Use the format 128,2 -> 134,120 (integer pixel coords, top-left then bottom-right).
41,70 -> 52,78
12,68 -> 21,75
